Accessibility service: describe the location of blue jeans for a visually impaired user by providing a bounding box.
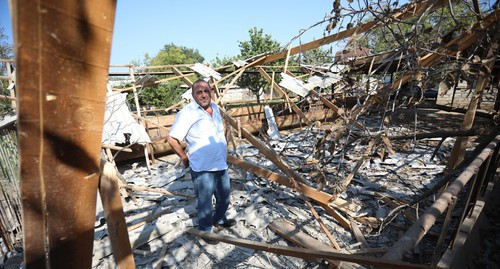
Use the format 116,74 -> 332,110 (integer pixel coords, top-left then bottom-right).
190,169 -> 230,232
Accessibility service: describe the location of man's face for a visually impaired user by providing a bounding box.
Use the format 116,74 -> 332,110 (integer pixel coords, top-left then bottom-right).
192,82 -> 212,109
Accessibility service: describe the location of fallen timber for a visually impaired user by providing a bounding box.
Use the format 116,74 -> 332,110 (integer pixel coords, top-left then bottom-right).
187,228 -> 431,269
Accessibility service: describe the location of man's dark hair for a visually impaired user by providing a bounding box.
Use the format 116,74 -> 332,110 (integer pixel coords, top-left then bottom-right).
192,79 -> 210,90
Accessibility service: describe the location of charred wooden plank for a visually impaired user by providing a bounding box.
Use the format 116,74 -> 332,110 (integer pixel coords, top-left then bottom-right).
268,219 -> 342,267
227,155 -> 360,218
187,228 -> 432,269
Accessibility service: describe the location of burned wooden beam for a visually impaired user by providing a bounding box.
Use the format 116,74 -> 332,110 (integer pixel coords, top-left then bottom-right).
386,129 -> 483,140
118,182 -> 194,198
268,219 -> 342,267
227,155 -> 360,219
261,0 -> 455,64
171,66 -> 194,86
187,228 -> 431,269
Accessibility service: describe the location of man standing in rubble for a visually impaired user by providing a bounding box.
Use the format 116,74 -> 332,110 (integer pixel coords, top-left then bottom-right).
166,79 -> 236,241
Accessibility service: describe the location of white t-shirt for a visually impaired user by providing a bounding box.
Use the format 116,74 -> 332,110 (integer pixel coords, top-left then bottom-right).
169,101 -> 228,172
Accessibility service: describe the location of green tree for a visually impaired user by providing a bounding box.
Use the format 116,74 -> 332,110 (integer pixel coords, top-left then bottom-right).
299,47 -> 333,66
0,27 -> 13,62
146,43 -> 204,66
1,26 -> 14,115
132,43 -> 204,110
236,27 -> 282,102
211,54 -> 239,69
359,2 -> 477,53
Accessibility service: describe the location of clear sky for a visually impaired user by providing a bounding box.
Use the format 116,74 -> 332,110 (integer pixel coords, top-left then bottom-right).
1,0 -> 340,65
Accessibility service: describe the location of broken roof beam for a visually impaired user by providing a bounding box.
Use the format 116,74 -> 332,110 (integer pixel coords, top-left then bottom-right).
260,0 -> 456,64
187,228 -> 431,269
221,107 -> 309,186
171,66 -> 194,86
113,71 -> 197,92
227,155 -> 357,229
268,219 -> 342,267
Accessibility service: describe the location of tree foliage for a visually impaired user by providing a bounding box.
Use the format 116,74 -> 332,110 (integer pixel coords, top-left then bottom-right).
0,27 -> 14,116
211,55 -> 239,69
358,2 -> 478,54
131,44 -> 204,110
0,27 -> 13,79
298,47 -> 333,66
146,43 -> 204,66
236,27 -> 283,102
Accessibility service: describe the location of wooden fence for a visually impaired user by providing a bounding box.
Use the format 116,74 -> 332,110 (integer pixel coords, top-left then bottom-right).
0,127 -> 22,256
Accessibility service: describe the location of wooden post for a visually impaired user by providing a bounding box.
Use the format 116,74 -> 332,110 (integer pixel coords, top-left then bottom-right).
13,0 -> 117,267
128,65 -> 153,168
129,65 -> 142,118
283,46 -> 291,74
431,196 -> 456,266
99,161 -> 136,268
270,71 -> 275,100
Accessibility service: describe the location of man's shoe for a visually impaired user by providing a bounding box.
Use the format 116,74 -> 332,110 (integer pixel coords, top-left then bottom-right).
214,219 -> 237,228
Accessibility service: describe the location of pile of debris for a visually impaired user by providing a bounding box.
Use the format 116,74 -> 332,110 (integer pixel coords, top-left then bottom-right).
91,108 -> 494,268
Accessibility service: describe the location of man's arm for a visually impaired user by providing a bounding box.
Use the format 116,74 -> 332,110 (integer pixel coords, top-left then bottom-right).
166,135 -> 189,168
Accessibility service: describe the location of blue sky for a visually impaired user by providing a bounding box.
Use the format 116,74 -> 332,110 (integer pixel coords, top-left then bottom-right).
1,0 -> 340,65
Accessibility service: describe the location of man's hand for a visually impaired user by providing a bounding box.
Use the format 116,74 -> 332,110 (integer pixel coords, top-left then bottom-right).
181,156 -> 189,168
166,135 -> 189,168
